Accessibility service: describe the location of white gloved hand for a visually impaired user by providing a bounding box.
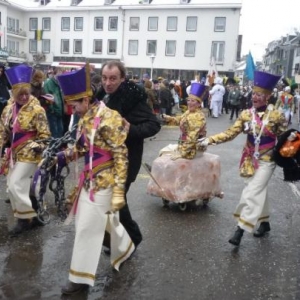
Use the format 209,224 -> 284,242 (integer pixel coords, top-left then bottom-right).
287,131 -> 297,141
170,153 -> 182,160
198,137 -> 210,147
243,121 -> 251,132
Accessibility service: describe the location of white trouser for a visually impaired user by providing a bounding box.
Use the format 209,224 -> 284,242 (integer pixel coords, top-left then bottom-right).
69,188 -> 135,286
7,162 -> 37,219
234,161 -> 276,233
211,100 -> 222,117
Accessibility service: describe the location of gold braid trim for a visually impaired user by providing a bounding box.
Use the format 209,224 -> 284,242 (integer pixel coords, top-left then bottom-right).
12,83 -> 31,92
64,90 -> 93,102
253,86 -> 272,95
188,94 -> 202,103
69,269 -> 95,280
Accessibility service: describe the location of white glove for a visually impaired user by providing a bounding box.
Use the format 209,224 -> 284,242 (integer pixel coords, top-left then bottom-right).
198,137 -> 210,147
287,131 -> 297,141
290,112 -> 294,118
243,122 -> 251,132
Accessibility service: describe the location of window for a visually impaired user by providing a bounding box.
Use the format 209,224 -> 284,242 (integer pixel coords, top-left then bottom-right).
74,39 -> 82,54
214,17 -> 226,32
148,17 -> 158,31
147,40 -> 156,55
186,16 -> 197,31
184,40 -> 196,57
296,47 -> 300,57
74,17 -> 83,31
109,17 -> 118,31
94,17 -> 103,30
7,17 -> 20,33
130,17 -> 139,31
61,39 -> 69,53
7,40 -> 19,55
29,18 -> 38,31
29,39 -> 37,53
166,40 -> 176,56
42,39 -> 50,53
128,40 -> 138,55
211,41 -> 225,63
61,17 -> 70,31
42,18 -> 51,31
167,17 -> 177,31
108,39 -> 117,54
93,39 -> 102,53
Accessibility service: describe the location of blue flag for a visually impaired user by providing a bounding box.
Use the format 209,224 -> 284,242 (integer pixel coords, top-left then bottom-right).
245,52 -> 256,81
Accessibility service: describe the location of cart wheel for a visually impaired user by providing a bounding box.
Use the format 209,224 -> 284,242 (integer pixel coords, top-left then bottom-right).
203,198 -> 209,206
162,199 -> 170,207
178,203 -> 187,211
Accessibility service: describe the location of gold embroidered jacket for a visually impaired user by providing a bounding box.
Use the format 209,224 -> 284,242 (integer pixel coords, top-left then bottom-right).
0,95 -> 51,163
64,103 -> 128,191
165,108 -> 206,159
208,106 -> 288,162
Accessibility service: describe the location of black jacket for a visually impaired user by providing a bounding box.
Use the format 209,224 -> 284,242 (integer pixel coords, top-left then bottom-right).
97,80 -> 161,183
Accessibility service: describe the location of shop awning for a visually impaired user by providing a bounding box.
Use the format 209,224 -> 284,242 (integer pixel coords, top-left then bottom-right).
51,61 -> 102,69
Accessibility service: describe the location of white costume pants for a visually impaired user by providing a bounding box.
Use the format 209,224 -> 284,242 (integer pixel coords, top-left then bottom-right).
7,162 -> 37,219
234,161 -> 276,233
211,100 -> 222,118
69,188 -> 135,286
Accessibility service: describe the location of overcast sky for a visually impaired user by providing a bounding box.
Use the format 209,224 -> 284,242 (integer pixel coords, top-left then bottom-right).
240,0 -> 300,61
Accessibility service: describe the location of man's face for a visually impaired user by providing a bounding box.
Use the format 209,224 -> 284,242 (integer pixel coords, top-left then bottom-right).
252,91 -> 268,108
101,65 -> 125,94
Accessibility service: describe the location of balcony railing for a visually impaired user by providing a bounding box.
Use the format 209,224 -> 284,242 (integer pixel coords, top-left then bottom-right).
8,50 -> 27,59
6,28 -> 27,37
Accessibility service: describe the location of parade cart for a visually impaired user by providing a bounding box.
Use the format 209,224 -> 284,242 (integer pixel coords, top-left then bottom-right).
145,152 -> 223,211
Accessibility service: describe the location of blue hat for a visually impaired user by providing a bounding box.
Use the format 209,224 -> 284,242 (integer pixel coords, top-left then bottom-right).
253,71 -> 281,95
189,82 -> 207,102
6,64 -> 33,91
143,73 -> 150,79
57,63 -> 93,102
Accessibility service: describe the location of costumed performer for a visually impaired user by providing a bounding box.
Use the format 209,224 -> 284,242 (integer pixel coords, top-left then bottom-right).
275,86 -> 294,124
160,82 -> 207,160
198,70 -> 288,246
0,64 -> 51,236
56,63 -> 135,295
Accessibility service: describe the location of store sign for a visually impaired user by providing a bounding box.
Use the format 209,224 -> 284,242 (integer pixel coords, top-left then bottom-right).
0,48 -> 9,58
295,74 -> 300,84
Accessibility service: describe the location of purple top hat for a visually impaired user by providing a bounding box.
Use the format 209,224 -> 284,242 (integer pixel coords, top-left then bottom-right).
6,64 -> 33,90
189,82 -> 207,102
253,71 -> 281,94
57,63 -> 93,102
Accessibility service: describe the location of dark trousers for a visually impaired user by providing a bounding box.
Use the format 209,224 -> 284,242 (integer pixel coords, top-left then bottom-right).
119,182 -> 143,246
230,105 -> 239,119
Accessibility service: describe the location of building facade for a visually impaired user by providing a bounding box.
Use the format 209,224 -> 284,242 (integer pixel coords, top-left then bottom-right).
0,0 -> 242,80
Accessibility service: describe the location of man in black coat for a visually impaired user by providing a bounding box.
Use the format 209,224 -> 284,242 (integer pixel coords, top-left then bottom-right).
97,60 -> 161,249
0,65 -> 11,116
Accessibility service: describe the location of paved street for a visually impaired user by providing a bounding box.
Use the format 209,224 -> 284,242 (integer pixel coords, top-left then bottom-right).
0,112 -> 300,300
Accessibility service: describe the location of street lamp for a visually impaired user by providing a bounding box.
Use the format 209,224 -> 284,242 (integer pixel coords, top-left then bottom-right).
150,54 -> 155,80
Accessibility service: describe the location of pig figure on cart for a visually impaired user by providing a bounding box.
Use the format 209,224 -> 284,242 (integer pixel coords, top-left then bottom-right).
145,82 -> 223,211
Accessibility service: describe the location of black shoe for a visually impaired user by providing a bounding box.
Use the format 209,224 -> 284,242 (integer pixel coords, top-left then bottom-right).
9,219 -> 32,236
253,222 -> 271,238
228,226 -> 244,246
61,281 -> 89,295
31,217 -> 45,228
4,198 -> 10,204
